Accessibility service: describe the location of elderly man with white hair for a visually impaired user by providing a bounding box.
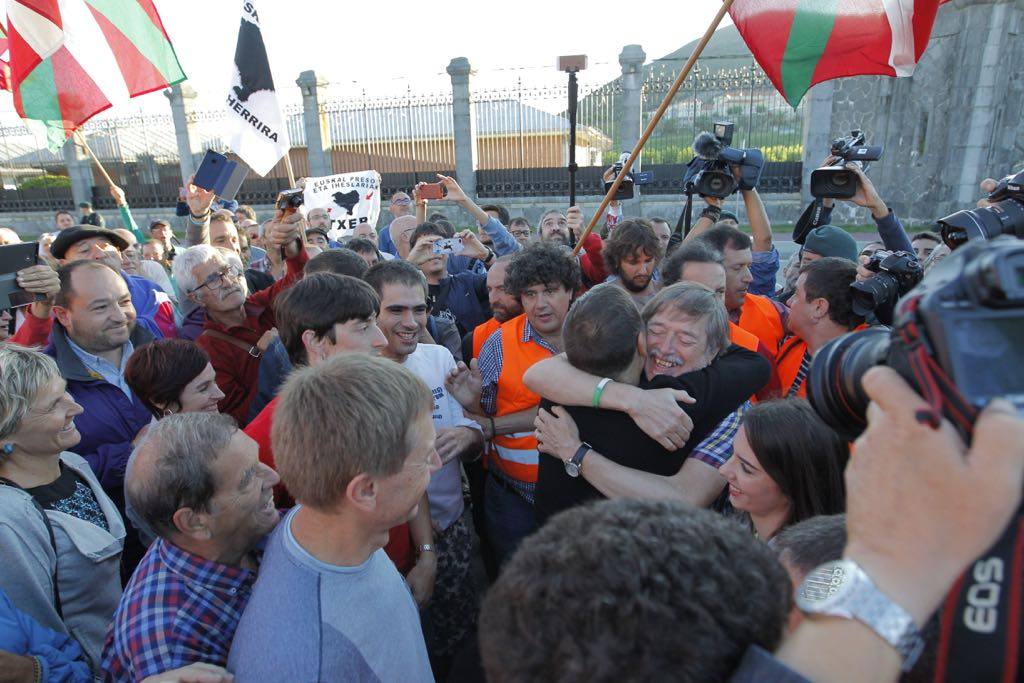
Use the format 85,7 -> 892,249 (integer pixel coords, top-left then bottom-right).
173,214 -> 307,425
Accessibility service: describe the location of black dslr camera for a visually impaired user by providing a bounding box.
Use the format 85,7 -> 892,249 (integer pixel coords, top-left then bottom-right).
937,169 -> 1024,248
850,250 -> 923,326
682,122 -> 765,199
807,235 -> 1024,442
604,152 -> 654,201
809,130 -> 884,199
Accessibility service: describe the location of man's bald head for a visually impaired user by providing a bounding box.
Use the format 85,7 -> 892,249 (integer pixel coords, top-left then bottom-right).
389,215 -> 419,259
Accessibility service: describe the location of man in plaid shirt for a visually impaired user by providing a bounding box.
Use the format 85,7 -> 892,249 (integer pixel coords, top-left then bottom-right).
101,413 -> 280,681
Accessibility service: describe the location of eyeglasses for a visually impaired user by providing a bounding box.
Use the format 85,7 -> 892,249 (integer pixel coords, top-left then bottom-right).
511,229 -> 531,238
189,265 -> 243,294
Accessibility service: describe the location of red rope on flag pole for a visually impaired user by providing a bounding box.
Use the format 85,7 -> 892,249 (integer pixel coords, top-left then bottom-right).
572,0 -> 737,256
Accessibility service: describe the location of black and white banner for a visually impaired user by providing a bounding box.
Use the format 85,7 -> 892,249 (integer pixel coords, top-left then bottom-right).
303,171 -> 382,240
224,0 -> 290,176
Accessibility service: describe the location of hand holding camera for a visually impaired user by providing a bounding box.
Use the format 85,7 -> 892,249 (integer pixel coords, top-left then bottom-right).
185,173 -> 217,218
842,163 -> 888,218
434,174 -> 466,203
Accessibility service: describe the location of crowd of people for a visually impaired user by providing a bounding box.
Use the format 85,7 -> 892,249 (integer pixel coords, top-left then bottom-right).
0,162 -> 1021,683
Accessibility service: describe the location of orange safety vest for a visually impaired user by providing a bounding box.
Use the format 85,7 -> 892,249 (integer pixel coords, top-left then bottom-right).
776,336 -> 810,398
738,294 -> 785,353
777,324 -> 871,398
729,321 -> 760,353
472,317 -> 502,360
490,315 -> 553,484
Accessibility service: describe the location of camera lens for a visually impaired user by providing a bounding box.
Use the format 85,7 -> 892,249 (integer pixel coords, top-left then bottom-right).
805,327 -> 891,441
810,167 -> 860,199
938,199 -> 1024,249
850,272 -> 898,317
831,171 -> 851,187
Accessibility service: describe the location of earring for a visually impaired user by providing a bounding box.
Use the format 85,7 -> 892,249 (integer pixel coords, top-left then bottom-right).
2,444 -> 13,455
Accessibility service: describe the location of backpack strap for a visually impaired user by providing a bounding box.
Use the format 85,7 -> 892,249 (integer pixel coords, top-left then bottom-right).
0,476 -> 63,618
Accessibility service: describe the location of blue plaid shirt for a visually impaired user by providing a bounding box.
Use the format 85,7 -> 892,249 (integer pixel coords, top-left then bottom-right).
101,537 -> 262,681
690,402 -> 749,469
477,318 -> 559,416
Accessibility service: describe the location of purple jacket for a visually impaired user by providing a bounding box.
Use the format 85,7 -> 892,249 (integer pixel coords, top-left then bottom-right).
44,323 -> 154,505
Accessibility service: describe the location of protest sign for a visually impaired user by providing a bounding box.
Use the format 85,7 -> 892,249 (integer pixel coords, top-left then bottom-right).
303,171 -> 382,240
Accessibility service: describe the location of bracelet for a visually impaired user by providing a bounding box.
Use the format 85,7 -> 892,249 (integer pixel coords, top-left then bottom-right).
483,247 -> 496,264
592,377 -> 613,408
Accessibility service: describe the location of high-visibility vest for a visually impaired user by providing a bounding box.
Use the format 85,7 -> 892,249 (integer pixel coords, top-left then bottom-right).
777,324 -> 871,398
472,317 -> 502,359
490,315 -> 553,484
729,321 -> 761,353
777,336 -> 810,398
738,294 -> 785,353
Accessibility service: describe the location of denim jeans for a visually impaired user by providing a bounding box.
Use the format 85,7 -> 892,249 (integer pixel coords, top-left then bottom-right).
484,473 -> 537,568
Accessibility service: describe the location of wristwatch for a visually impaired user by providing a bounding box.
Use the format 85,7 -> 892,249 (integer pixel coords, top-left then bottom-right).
796,559 -> 924,671
564,442 -> 592,478
483,247 -> 496,265
417,544 -> 434,555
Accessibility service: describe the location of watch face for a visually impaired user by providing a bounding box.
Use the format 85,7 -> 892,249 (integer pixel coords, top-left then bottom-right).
797,560 -> 852,609
564,461 -> 580,478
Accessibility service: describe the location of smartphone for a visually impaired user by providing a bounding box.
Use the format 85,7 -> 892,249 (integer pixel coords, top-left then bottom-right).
0,242 -> 40,309
432,237 -> 465,255
193,150 -> 231,191
418,183 -> 446,200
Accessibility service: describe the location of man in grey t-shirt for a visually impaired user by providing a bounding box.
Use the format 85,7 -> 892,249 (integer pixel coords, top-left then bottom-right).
228,355 -> 441,682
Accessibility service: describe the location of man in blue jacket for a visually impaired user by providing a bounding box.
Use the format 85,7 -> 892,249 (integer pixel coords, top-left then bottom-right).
51,226 -> 177,339
406,223 -> 491,338
46,262 -> 153,532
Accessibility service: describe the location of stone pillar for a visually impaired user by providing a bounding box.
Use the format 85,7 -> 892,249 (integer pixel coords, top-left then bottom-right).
617,45 -> 646,159
954,0 -> 1009,206
800,80 -> 835,206
164,83 -> 201,184
296,70 -> 332,178
447,57 -> 477,200
62,136 -> 93,208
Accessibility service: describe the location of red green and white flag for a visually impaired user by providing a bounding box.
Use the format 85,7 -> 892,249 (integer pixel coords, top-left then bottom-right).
729,0 -> 949,107
5,0 -> 186,150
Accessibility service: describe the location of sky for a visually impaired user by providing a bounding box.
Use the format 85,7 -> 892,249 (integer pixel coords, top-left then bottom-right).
128,0 -> 732,113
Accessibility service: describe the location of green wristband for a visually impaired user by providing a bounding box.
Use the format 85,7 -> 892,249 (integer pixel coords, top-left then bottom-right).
592,378 -> 613,408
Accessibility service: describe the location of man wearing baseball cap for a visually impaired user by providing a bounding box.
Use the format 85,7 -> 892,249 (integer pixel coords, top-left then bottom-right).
51,226 -> 177,339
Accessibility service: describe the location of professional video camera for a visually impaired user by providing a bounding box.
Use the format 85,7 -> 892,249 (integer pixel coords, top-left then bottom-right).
681,122 -> 764,199
604,152 -> 653,201
850,250 -> 923,326
809,130 -> 884,199
807,235 -> 1023,443
937,169 -> 1024,248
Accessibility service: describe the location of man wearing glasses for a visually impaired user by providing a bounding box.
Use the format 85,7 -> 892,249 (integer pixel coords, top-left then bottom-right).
173,216 -> 307,425
508,218 -> 533,247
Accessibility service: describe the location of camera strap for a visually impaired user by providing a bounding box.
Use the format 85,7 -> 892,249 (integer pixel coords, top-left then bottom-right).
933,511 -> 1024,683
895,296 -> 1024,681
682,191 -> 694,236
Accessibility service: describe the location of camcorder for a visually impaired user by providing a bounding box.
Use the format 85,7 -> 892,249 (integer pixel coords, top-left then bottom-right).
937,169 -> 1024,248
604,152 -> 653,201
850,250 -> 923,326
276,189 -> 304,214
681,122 -> 764,199
807,173 -> 1024,683
809,130 -> 884,199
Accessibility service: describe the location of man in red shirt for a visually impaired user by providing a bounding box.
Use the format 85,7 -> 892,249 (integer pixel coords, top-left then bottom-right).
173,215 -> 307,424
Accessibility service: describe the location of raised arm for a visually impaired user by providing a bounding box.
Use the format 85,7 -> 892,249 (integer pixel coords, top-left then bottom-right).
436,174 -> 520,256
183,175 -> 216,246
110,185 -> 147,243
742,187 -> 772,252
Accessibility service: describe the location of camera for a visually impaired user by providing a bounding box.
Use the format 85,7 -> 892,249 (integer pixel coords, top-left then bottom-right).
809,130 -> 884,199
276,188 -> 304,213
806,235 -> 1024,442
604,152 -> 653,200
850,250 -> 923,326
682,122 -> 764,199
937,170 -> 1024,249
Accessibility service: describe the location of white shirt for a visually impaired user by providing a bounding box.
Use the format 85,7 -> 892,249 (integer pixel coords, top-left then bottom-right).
402,344 -> 481,530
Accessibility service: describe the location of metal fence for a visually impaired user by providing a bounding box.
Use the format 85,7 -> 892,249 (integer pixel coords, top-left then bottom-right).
0,56 -> 806,212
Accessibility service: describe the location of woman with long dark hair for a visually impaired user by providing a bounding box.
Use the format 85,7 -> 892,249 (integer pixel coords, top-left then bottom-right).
720,399 -> 848,541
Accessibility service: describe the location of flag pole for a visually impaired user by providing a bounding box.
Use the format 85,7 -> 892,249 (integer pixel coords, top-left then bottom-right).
572,0 -> 736,256
72,130 -> 118,190
283,151 -> 297,188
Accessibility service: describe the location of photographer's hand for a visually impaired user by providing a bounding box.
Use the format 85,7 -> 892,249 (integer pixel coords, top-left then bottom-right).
456,230 -> 489,261
185,174 -> 216,218
844,163 -> 889,219
407,234 -> 443,267
778,367 -> 1024,683
17,264 -> 59,321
